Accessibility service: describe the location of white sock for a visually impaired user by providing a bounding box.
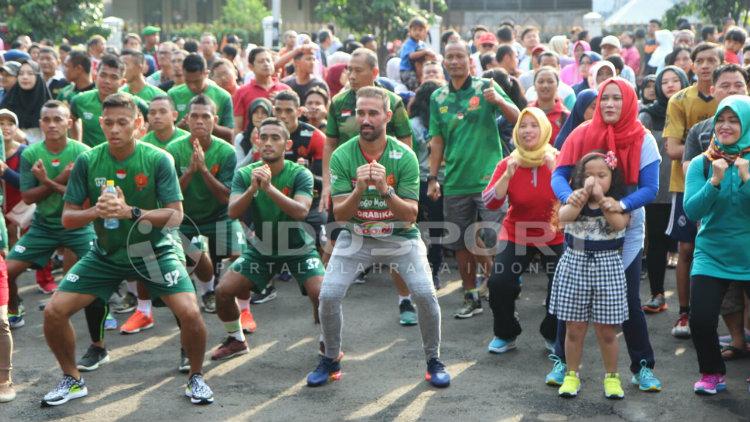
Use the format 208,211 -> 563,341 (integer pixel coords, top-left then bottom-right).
399,295 -> 412,305
237,298 -> 250,312
224,320 -> 245,342
194,276 -> 215,296
126,281 -> 138,296
137,299 -> 152,317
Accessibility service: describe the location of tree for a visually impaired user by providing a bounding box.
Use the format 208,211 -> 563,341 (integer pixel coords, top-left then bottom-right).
216,0 -> 269,35
0,0 -> 108,43
315,0 -> 446,63
665,0 -> 750,28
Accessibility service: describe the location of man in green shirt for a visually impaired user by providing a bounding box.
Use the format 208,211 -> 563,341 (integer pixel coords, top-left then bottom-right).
69,54 -> 149,147
57,51 -> 95,106
120,49 -> 166,102
320,48 -> 417,325
140,95 -> 189,149
427,41 -> 519,318
306,87 -> 449,389
209,117 -> 323,361
168,53 -> 234,142
41,93 -> 213,406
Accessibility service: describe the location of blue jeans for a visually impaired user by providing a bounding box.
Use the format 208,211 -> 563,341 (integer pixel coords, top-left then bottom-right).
554,249 -> 656,374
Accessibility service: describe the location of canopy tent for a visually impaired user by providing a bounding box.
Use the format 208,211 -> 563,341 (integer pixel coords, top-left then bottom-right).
604,0 -> 680,26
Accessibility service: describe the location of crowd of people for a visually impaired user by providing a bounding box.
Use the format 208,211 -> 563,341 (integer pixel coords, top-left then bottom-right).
0,13 -> 749,407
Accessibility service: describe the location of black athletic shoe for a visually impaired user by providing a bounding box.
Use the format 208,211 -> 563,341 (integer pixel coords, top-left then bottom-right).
250,285 -> 277,304
77,345 -> 110,372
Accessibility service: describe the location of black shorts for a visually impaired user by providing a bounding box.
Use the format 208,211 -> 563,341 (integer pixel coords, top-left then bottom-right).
666,192 -> 697,243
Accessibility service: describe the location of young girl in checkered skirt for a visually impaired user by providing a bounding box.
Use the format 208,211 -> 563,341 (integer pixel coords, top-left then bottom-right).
549,151 -> 630,399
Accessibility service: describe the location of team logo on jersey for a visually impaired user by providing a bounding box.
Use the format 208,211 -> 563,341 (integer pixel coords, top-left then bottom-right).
469,96 -> 480,110
282,186 -> 291,196
341,109 -> 352,117
386,174 -> 395,186
439,106 -> 448,114
135,173 -> 148,190
83,112 -> 94,120
95,177 -> 107,187
388,150 -> 403,160
300,129 -> 313,137
297,145 -> 308,157
456,112 -> 464,120
116,169 -> 127,179
177,104 -> 187,112
51,159 -> 61,167
210,164 -> 219,175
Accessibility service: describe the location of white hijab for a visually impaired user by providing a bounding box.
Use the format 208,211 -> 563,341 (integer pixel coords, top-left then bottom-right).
648,29 -> 674,68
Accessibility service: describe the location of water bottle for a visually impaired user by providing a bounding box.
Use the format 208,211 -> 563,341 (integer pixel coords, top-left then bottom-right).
103,180 -> 120,229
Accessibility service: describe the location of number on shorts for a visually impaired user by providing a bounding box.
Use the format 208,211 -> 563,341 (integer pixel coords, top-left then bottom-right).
163,270 -> 180,287
305,258 -> 321,270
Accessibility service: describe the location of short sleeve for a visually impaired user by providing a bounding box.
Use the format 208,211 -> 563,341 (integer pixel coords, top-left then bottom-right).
396,151 -> 420,201
492,80 -> 513,109
19,151 -> 37,191
663,94 -> 686,140
640,133 -> 661,169
155,154 -> 183,204
63,155 -> 89,206
428,92 -> 441,139
330,151 -> 351,197
219,94 -> 235,128
135,96 -> 149,117
325,99 -> 340,139
231,169 -> 250,195
683,124 -> 702,163
217,147 -> 237,188
69,95 -> 80,119
293,168 -> 314,198
390,97 -> 414,139
232,89 -> 245,117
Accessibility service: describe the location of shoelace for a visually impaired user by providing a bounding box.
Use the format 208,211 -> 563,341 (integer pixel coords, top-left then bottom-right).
427,358 -> 445,373
315,357 -> 334,372
701,374 -> 722,384
189,375 -> 212,397
48,376 -> 75,398
638,360 -> 655,381
548,354 -> 565,372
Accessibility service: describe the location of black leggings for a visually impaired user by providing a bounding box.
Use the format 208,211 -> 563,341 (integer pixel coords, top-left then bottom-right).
84,299 -> 109,344
488,241 -> 562,341
645,204 -> 676,295
689,275 -> 750,374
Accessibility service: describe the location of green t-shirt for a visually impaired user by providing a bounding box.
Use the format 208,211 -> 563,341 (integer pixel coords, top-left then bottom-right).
330,135 -> 420,239
231,160 -> 314,255
428,76 -> 511,196
166,134 -> 237,224
70,89 -> 150,147
168,82 -> 234,128
141,128 -> 189,150
63,142 -> 184,264
121,83 -> 167,103
20,139 -> 91,230
57,82 -> 96,105
326,83 -> 412,144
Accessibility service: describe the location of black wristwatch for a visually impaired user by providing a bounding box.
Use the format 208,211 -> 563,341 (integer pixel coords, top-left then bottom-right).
381,186 -> 396,200
427,175 -> 438,183
130,206 -> 142,221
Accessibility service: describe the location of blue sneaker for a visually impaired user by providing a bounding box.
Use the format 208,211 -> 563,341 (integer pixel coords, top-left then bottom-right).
306,356 -> 341,387
8,313 -> 24,329
545,354 -> 567,386
631,360 -> 662,392
425,358 -> 450,388
104,312 -> 118,330
488,337 -> 516,354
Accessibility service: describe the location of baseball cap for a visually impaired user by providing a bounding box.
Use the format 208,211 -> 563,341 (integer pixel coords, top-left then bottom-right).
478,32 -> 498,46
531,45 -> 547,55
142,26 -> 161,36
3,49 -> 30,62
0,109 -> 18,126
601,35 -> 621,49
0,61 -> 21,77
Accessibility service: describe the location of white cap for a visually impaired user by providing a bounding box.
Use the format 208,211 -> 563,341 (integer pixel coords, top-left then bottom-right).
0,109 -> 18,126
601,35 -> 621,50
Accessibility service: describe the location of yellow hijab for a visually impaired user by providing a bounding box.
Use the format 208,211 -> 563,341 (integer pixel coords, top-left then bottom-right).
510,107 -> 557,168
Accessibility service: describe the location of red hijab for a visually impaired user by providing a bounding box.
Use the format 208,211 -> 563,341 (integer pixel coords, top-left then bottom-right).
557,78 -> 645,184
325,63 -> 347,96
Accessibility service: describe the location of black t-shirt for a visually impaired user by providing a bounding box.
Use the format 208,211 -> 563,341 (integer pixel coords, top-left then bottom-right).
281,76 -> 329,103
285,121 -> 325,202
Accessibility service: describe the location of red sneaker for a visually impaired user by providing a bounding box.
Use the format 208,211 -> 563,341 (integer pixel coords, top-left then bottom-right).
240,309 -> 257,334
120,310 -> 155,334
211,336 -> 249,360
36,265 -> 57,294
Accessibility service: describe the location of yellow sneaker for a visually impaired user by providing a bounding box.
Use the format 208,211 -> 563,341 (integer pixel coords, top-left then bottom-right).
604,373 -> 624,399
558,371 -> 580,398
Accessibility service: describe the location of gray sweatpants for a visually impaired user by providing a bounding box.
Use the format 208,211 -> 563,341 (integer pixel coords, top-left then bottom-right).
319,231 -> 442,361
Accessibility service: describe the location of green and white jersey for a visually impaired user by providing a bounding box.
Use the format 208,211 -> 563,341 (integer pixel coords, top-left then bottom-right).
57,82 -> 95,105
70,89 -> 150,147
428,76 -> 511,195
167,82 -> 234,128
330,135 -> 420,239
64,142 -> 184,264
231,160 -> 314,255
141,128 -> 189,150
20,139 -> 91,230
121,83 -> 167,103
326,82 -> 413,144
166,134 -> 236,224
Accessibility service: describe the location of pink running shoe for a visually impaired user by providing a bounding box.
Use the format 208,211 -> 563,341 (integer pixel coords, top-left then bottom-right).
694,373 -> 726,395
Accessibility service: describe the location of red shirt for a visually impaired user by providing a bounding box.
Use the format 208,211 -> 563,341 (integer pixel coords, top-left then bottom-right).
725,50 -> 740,65
482,157 -> 563,246
530,98 -> 569,146
232,79 -> 291,131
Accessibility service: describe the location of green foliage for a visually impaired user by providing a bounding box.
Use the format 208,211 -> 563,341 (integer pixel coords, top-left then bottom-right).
217,0 -> 268,34
665,0 -> 748,28
0,0 -> 109,43
169,23 -> 260,46
315,0 -> 446,42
